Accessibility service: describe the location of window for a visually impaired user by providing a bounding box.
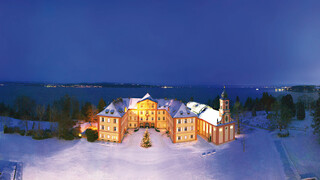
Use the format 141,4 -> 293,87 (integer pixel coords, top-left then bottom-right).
184,127 -> 187,131
134,124 -> 137,127
100,134 -> 104,138
146,117 -> 148,120
107,126 -> 110,130
101,117 -> 105,122
185,136 -> 187,139
191,126 -> 194,131
178,120 -> 181,124
219,128 -> 222,132
177,127 -> 181,132
158,111 -> 160,114
230,125 -> 233,129
140,117 -> 143,120
151,111 -> 154,115
163,117 -> 165,120
184,119 -> 187,123
163,111 -> 165,114
107,135 -> 110,138
151,117 -> 154,120
114,127 -> 117,131
101,125 -> 104,130
140,111 -> 143,115
190,135 -> 194,139
129,123 -> 132,127
177,136 -> 181,140
226,116 -> 229,122
158,117 -> 160,120
190,119 -> 194,123
107,118 -> 110,123
114,119 -> 117,123
152,105 -> 154,108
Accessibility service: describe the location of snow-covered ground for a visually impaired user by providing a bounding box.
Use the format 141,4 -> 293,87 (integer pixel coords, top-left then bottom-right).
242,111 -> 274,129
279,111 -> 320,179
0,116 -> 58,132
0,124 -> 285,180
1,111 -> 319,180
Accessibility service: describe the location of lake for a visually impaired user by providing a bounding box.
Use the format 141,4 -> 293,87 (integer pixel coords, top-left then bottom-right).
0,85 -> 289,106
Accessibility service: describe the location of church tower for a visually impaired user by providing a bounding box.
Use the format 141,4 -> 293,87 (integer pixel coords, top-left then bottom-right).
219,87 -> 231,124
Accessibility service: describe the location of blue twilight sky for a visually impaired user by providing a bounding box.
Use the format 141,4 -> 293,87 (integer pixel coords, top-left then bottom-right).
0,0 -> 320,86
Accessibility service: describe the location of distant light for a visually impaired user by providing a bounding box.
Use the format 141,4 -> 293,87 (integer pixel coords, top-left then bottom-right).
79,133 -> 82,137
256,88 -> 259,91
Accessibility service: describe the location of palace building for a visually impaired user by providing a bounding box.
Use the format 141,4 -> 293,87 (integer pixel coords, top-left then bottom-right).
96,89 -> 235,145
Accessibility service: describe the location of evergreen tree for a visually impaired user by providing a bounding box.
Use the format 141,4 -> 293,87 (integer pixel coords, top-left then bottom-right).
311,94 -> 320,140
57,94 -> 74,139
232,97 -> 242,134
213,95 -> 220,110
71,98 -> 81,120
280,106 -> 292,130
296,101 -> 306,120
251,106 -> 257,117
207,99 -> 212,107
244,97 -> 254,111
281,94 -> 296,117
97,98 -> 106,113
141,128 -> 152,148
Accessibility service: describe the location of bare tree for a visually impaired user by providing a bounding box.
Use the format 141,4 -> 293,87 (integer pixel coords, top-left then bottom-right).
36,105 -> 45,131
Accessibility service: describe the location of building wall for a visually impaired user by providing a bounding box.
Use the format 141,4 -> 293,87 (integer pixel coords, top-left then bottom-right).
136,100 -> 157,128
174,117 -> 196,143
98,116 -> 120,142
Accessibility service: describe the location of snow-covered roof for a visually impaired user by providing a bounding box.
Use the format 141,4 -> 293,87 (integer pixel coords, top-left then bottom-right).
97,93 -> 196,118
187,101 -> 222,126
138,93 -> 157,103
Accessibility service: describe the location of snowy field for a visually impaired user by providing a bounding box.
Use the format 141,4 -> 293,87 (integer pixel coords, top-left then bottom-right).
0,124 -> 285,180
1,112 -> 319,180
279,112 -> 320,179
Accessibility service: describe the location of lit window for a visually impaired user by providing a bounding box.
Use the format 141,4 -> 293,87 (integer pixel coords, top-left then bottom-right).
107,135 -> 110,138
108,118 -> 110,123
185,136 -> 187,139
191,126 -> 194,131
107,126 -> 110,130
219,128 -> 222,132
230,125 -> 233,129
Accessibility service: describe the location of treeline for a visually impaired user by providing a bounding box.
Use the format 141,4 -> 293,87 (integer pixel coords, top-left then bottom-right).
0,94 -> 107,140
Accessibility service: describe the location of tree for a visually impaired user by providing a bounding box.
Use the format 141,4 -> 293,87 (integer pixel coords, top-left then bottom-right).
281,94 -> 296,117
71,97 -> 81,120
97,98 -> 106,113
55,94 -> 75,139
232,97 -> 242,134
280,106 -> 292,130
14,96 -> 36,131
252,106 -> 257,117
213,95 -> 220,110
244,97 -> 254,111
82,102 -> 97,122
36,105 -> 45,131
261,92 -> 276,112
311,94 -> 320,140
85,129 -> 98,142
296,101 -> 306,120
141,128 -> 152,148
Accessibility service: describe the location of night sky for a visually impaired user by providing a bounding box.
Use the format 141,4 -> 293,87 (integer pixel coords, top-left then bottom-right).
0,0 -> 320,85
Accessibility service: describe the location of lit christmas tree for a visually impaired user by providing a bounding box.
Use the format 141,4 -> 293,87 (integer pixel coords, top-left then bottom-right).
141,128 -> 152,148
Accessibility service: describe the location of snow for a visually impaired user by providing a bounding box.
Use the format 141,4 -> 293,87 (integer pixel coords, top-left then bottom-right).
1,110 -> 319,179
242,111 -> 274,129
1,124 -> 285,179
187,102 -> 222,125
0,116 -> 58,131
